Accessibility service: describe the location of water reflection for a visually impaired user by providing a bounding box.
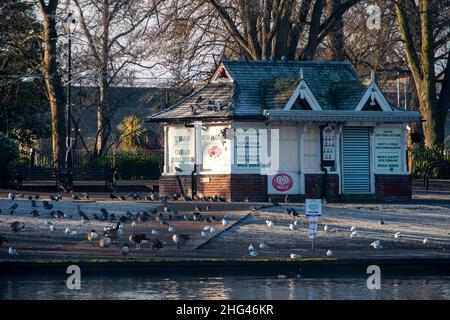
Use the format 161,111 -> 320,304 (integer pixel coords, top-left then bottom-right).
0,275 -> 449,300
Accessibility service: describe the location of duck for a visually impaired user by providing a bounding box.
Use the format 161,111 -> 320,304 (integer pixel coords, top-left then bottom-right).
99,237 -> 112,248
172,234 -> 190,249
150,238 -> 163,252
128,234 -> 150,249
120,244 -> 130,256
87,230 -> 99,243
9,221 -> 25,235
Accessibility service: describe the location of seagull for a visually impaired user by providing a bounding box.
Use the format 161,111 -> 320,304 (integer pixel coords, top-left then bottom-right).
120,244 -> 130,256
266,220 -> 274,227
259,242 -> 269,249
326,250 -> 333,257
151,229 -> 160,235
201,231 -> 209,237
423,238 -> 429,245
168,226 -> 177,233
222,218 -> 229,226
249,250 -> 258,257
350,231 -> 358,238
65,227 -> 78,236
289,223 -> 296,231
248,244 -> 255,251
370,240 -> 383,250
8,192 -> 16,200
290,253 -> 301,259
350,226 -> 357,232
8,247 -> 18,256
172,234 -> 190,249
9,222 -> 25,235
394,232 -> 401,239
324,225 -> 329,232
99,237 -> 112,248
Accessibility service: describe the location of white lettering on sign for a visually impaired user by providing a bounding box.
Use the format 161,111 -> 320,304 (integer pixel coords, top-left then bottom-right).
305,199 -> 322,217
308,216 -> 318,239
374,127 -> 402,172
168,127 -> 195,171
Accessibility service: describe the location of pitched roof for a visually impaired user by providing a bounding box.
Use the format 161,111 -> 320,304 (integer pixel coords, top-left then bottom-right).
148,60 -> 404,121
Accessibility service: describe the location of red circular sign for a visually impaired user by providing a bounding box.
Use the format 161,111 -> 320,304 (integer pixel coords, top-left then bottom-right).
272,173 -> 293,192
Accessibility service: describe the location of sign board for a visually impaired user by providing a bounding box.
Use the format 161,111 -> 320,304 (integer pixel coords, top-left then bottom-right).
168,127 -> 195,172
267,172 -> 299,194
202,126 -> 230,171
308,216 -> 318,239
321,125 -> 336,166
374,127 -> 402,172
305,199 -> 322,217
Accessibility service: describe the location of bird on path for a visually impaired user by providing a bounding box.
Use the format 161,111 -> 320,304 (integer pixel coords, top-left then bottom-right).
120,244 -> 130,256
350,231 -> 358,238
8,247 -> 18,256
150,238 -> 163,252
172,234 -> 190,249
168,226 -> 177,233
222,218 -> 229,226
201,231 -> 209,237
10,222 -> 25,235
248,244 -> 255,251
249,250 -> 258,257
324,225 -> 330,232
99,237 -> 112,248
9,203 -> 18,210
326,250 -> 333,257
72,194 -> 80,201
289,223 -> 296,231
87,230 -> 99,243
83,193 -> 90,200
290,253 -> 301,259
394,232 -> 401,239
0,235 -> 8,246
259,242 -> 269,249
110,193 -> 117,200
350,226 -> 357,232
370,240 -> 383,250
379,217 -> 385,225
31,200 -> 38,208
423,238 -> 429,245
266,220 -> 274,228
129,234 -> 150,249
30,209 -> 39,217
8,192 -> 16,200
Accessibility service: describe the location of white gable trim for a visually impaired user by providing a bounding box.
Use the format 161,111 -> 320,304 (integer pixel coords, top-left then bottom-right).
355,82 -> 392,111
210,64 -> 233,83
284,79 -> 322,111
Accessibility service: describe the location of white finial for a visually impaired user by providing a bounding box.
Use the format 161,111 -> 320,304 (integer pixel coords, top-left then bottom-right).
371,69 -> 376,83
299,67 -> 304,80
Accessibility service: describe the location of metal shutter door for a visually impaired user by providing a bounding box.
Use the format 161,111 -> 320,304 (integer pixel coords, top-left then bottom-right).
342,127 -> 371,194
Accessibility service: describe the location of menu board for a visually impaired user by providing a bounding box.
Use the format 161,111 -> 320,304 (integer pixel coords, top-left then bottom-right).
322,125 -> 336,163
374,127 -> 402,172
168,127 -> 195,171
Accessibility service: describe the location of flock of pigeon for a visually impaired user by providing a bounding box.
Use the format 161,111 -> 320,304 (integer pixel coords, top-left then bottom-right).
0,192 -> 234,259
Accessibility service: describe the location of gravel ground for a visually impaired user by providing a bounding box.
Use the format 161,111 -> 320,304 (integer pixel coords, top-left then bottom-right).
0,190 -> 449,262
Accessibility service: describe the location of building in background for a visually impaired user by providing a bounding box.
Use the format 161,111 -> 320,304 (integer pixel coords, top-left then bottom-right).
148,60 -> 422,201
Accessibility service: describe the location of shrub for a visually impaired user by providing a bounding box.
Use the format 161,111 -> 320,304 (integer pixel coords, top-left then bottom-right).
410,145 -> 450,179
0,133 -> 20,186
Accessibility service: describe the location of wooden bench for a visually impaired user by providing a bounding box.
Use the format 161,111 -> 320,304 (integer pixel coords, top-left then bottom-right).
64,167 -> 117,191
13,167 -> 59,189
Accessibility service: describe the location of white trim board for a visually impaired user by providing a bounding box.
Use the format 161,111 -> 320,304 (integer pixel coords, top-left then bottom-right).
355,82 -> 392,112
284,79 -> 322,111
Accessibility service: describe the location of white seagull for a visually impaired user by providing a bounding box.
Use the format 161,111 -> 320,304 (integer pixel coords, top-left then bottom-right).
323,225 -> 329,232
8,247 -> 18,256
350,230 -> 358,238
222,218 -> 229,226
266,220 -> 274,227
394,232 -> 401,239
290,253 -> 301,259
370,240 -> 383,250
326,250 -> 333,257
259,242 -> 269,249
350,226 -> 357,232
248,244 -> 255,251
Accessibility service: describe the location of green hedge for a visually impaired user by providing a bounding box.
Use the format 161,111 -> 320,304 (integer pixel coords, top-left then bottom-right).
95,153 -> 162,180
410,145 -> 450,179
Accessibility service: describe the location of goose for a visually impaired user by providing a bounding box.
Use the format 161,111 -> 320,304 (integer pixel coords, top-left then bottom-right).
99,237 -> 112,248
350,226 -> 357,232
168,226 -> 177,233
248,244 -> 255,251
150,238 -> 163,252
8,247 -> 18,256
129,234 -> 150,249
290,253 -> 301,259
87,230 -> 99,243
350,231 -> 358,238
0,235 -> 8,246
259,242 -> 269,249
326,250 -> 333,257
221,218 -> 229,226
120,244 -> 130,256
249,250 -> 258,257
9,222 -> 25,235
201,231 -> 209,237
370,240 -> 383,250
172,234 -> 190,249
266,220 -> 274,228
394,232 -> 401,239
151,229 -> 160,235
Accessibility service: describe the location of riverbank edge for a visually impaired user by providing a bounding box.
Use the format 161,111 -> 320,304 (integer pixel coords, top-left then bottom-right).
1,257 -> 450,276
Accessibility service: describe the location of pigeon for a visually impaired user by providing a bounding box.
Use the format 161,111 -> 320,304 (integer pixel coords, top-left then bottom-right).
110,193 -> 117,200
129,234 -> 149,249
99,237 -> 112,248
151,229 -> 160,235
8,247 -> 18,256
30,209 -> 39,217
87,230 -> 99,243
72,194 -> 80,201
65,227 -> 78,236
34,193 -> 39,200
350,226 -> 357,232
221,218 -> 229,226
324,225 -> 330,232
8,192 -> 16,200
9,222 -> 25,235
83,193 -> 90,200
120,244 -> 130,256
172,234 -> 190,249
289,223 -> 296,231
379,217 -> 385,225
150,238 -> 163,252
224,213 -> 234,220
423,238 -> 429,245
350,231 -> 358,238
249,250 -> 258,257
9,203 -> 18,210
49,225 -> 59,232
31,200 -> 38,208
201,231 -> 209,237
168,226 -> 177,233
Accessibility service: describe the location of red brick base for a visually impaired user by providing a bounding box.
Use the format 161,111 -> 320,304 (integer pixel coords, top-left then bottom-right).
375,174 -> 412,200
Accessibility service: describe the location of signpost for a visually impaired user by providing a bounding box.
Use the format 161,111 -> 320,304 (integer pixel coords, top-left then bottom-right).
305,199 -> 322,251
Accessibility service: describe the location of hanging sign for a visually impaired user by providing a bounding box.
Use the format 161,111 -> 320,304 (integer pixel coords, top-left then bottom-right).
321,125 -> 336,166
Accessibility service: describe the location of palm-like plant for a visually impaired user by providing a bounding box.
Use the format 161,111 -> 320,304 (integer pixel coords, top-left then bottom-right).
117,115 -> 147,151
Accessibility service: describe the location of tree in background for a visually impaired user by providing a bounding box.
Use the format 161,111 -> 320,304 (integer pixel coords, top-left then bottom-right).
394,0 -> 450,147
0,133 -> 19,187
117,115 -> 147,152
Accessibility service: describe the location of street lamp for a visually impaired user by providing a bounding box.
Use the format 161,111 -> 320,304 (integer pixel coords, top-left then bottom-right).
62,12 -> 77,170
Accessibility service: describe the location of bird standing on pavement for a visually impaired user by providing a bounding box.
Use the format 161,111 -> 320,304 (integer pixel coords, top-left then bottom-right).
9,222 -> 25,235
172,234 -> 190,249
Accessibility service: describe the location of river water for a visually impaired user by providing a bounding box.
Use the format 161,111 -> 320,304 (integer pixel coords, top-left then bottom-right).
1,274 -> 449,300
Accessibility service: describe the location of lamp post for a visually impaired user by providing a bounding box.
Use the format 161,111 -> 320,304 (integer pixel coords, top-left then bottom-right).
62,12 -> 77,170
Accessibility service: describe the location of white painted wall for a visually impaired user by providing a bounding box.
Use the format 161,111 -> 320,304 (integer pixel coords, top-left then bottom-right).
304,125 -> 321,173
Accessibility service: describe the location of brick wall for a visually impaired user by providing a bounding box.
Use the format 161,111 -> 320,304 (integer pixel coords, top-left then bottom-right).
230,174 -> 268,201
305,174 -> 339,200
375,174 -> 412,199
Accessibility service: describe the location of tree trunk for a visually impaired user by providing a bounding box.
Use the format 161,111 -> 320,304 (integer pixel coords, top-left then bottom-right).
326,0 -> 345,60
38,0 -> 66,168
96,73 -> 108,155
